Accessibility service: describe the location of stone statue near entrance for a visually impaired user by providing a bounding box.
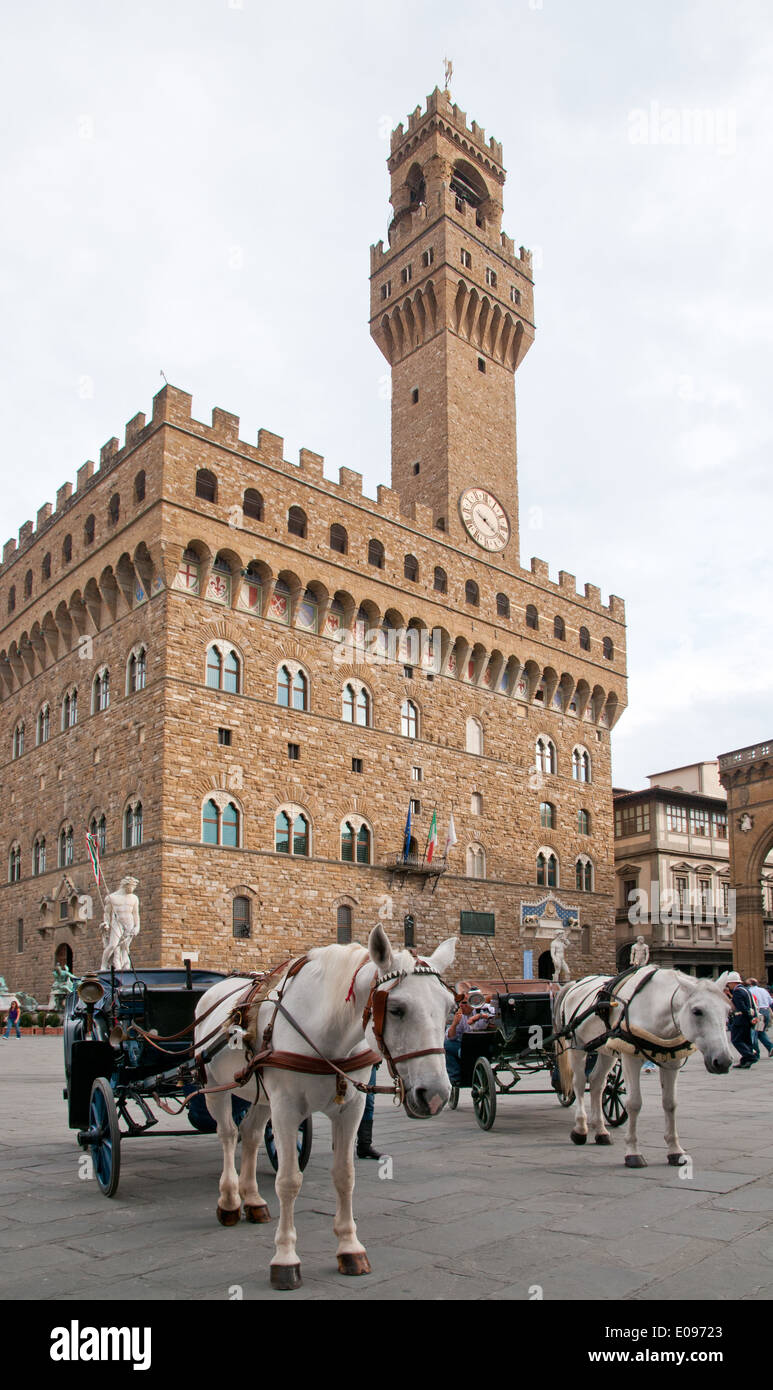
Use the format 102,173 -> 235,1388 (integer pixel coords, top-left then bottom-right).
550,931 -> 571,983
100,876 -> 141,971
630,935 -> 650,967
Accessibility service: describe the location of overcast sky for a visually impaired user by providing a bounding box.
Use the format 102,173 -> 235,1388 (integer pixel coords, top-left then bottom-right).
1,0 -> 770,790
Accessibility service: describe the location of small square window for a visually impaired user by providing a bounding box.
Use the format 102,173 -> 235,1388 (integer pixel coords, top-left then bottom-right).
411,799 -> 421,816
421,248 -> 434,267
352,757 -> 363,774
412,462 -> 420,475
461,248 -> 472,269
288,743 -> 300,760
218,728 -> 232,746
404,666 -> 414,679
411,388 -> 419,404
471,792 -> 482,815
401,264 -> 412,284
412,766 -> 423,782
510,285 -> 521,305
478,357 -> 486,373
380,281 -> 391,300
485,267 -> 497,287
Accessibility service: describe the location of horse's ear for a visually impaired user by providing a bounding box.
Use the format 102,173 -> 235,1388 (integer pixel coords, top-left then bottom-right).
426,936 -> 456,977
673,971 -> 698,993
368,923 -> 394,974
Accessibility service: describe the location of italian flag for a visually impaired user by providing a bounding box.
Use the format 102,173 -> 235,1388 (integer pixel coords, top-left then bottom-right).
426,810 -> 438,863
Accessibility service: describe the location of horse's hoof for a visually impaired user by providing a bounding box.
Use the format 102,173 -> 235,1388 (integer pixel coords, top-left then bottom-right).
667,1153 -> 687,1167
244,1203 -> 272,1223
595,1133 -> 612,1145
337,1251 -> 372,1276
625,1154 -> 647,1168
270,1263 -> 302,1291
570,1130 -> 587,1145
216,1205 -> 241,1226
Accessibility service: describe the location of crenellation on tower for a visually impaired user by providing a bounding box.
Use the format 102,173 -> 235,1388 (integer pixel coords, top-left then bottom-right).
77,461 -> 95,490
99,438 -> 119,467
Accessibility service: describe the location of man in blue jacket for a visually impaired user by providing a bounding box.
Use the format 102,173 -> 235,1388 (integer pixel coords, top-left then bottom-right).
724,971 -> 758,1068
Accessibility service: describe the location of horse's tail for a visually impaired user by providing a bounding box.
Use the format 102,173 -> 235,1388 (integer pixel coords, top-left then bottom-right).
552,984 -> 575,1102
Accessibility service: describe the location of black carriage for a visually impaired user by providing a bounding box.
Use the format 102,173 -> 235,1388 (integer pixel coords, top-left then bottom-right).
447,986 -> 627,1132
63,967 -> 312,1197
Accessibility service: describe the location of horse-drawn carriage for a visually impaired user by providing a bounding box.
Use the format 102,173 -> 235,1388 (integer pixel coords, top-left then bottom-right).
448,982 -> 628,1132
63,966 -> 312,1197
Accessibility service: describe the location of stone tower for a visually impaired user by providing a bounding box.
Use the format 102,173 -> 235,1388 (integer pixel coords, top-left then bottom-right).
369,88 -> 535,560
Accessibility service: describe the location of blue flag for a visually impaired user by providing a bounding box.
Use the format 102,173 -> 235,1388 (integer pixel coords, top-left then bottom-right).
403,802 -> 412,860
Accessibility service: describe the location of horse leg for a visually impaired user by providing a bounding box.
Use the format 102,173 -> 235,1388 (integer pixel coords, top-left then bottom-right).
569,1048 -> 590,1144
587,1051 -> 615,1145
331,1098 -> 371,1276
269,1099 -> 305,1291
621,1054 -> 647,1167
207,1091 -> 241,1224
238,1099 -> 272,1222
659,1065 -> 687,1165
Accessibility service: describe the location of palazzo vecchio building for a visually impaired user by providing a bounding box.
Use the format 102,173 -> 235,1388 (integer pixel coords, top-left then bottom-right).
0,88 -> 627,997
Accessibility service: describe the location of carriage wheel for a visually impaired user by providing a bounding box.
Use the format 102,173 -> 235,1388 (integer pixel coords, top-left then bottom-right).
264,1117 -> 313,1172
448,1084 -> 459,1110
602,1059 -> 628,1128
86,1077 -> 121,1197
555,1086 -> 575,1108
471,1058 -> 497,1131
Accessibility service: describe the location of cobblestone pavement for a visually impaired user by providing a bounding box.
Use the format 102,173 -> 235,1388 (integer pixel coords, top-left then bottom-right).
2,1039 -> 773,1301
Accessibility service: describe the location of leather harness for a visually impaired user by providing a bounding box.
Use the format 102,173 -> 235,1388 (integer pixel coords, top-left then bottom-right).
556,966 -> 695,1066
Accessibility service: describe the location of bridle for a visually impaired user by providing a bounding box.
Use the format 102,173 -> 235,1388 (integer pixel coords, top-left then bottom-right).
361,959 -> 456,1104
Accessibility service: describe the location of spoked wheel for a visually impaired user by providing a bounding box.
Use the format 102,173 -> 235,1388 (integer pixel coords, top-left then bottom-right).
448,1084 -> 460,1110
264,1117 -> 313,1172
471,1057 -> 497,1131
602,1058 -> 628,1128
82,1076 -> 121,1197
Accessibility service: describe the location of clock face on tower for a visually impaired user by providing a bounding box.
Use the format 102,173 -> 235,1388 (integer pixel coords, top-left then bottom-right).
459,488 -> 511,552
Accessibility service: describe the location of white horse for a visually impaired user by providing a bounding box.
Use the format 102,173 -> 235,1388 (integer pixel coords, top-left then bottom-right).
554,968 -> 733,1167
194,925 -> 456,1289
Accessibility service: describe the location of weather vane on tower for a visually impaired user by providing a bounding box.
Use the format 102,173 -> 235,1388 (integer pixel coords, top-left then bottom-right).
444,56 -> 453,95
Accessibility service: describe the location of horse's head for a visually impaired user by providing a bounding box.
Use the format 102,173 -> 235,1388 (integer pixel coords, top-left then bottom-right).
367,924 -> 457,1119
673,974 -> 734,1073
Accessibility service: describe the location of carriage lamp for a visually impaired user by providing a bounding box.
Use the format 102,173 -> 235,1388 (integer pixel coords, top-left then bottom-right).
77,973 -> 104,1006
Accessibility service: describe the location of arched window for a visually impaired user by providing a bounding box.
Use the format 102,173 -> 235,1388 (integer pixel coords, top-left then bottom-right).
404,554 -> 419,582
579,626 -> 591,652
275,809 -> 310,857
32,836 -> 46,876
206,644 -> 241,693
89,814 -> 107,855
243,488 -> 263,521
127,647 -> 147,693
58,825 -> 74,868
341,821 -> 372,865
202,799 -> 219,844
466,717 -> 484,755
496,592 -> 510,619
42,552 -> 51,580
578,808 -> 591,835
62,535 -> 72,564
466,844 -> 486,879
124,802 -> 143,848
108,494 -> 120,526
278,665 -> 308,711
401,700 -> 418,739
342,682 -> 370,726
368,539 -> 384,569
540,802 -> 556,829
465,580 -> 479,606
93,668 -> 110,713
536,850 -> 558,888
62,688 -> 78,730
233,896 -> 251,938
221,802 -> 239,847
330,523 -> 348,554
288,505 -> 307,538
84,515 -> 95,546
134,470 -> 146,503
7,586 -> 15,614
24,570 -> 32,599
576,856 -> 593,892
526,604 -> 538,630
36,705 -> 50,745
572,747 -> 591,783
201,799 -> 239,847
337,904 -> 352,944
12,723 -> 24,759
536,736 -> 557,775
554,615 -> 565,640
603,637 -> 614,661
9,843 -> 21,883
434,567 -> 447,594
196,469 -> 217,503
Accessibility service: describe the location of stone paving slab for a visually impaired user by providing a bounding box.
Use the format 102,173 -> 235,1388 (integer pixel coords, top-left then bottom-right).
2,1039 -> 773,1302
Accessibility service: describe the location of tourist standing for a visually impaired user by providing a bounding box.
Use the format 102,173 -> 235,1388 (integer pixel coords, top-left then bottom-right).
2,999 -> 21,1040
725,972 -> 757,1068
747,979 -> 773,1058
